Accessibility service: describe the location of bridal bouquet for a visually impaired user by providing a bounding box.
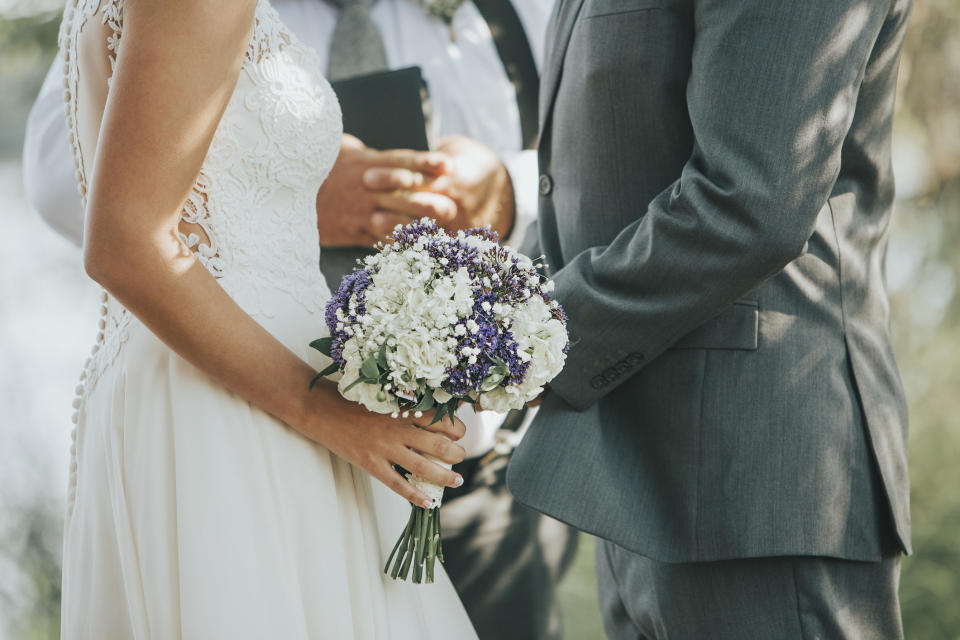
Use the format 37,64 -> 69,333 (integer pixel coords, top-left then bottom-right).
310,218 -> 568,583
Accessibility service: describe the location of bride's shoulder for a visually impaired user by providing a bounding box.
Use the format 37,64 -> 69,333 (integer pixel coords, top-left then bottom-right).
117,0 -> 261,47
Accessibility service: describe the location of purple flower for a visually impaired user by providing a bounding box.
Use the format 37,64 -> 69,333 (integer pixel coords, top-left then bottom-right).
325,267 -> 372,367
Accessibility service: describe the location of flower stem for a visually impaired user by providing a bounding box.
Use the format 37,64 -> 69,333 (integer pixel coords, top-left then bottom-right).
414,507 -> 429,583
436,506 -> 445,563
384,505 -> 445,584
385,508 -> 416,574
425,512 -> 439,584
398,508 -> 420,580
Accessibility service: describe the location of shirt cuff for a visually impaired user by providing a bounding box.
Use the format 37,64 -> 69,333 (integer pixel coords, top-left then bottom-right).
501,149 -> 539,249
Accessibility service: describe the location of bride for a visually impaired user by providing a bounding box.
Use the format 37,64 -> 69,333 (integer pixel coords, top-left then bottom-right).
58,0 -> 477,637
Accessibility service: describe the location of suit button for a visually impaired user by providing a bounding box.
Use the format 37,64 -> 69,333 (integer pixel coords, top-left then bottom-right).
538,173 -> 553,196
603,368 -> 619,383
590,376 -> 606,389
626,352 -> 644,366
615,360 -> 630,374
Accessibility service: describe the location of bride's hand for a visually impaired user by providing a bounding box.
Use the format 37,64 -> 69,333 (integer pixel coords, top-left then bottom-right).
302,382 -> 466,507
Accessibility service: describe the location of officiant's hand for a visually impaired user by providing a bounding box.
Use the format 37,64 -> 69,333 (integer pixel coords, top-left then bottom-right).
364,135 -> 515,239
316,134 -> 456,246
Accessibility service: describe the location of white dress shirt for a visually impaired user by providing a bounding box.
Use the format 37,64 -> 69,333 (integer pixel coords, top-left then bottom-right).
22,0 -> 551,458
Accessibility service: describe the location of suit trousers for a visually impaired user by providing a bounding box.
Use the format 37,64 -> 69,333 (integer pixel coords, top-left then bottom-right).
596,539 -> 903,640
442,452 -> 579,640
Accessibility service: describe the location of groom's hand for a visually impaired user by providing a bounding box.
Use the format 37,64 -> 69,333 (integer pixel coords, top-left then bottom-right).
364,135 -> 515,239
315,134 -> 456,247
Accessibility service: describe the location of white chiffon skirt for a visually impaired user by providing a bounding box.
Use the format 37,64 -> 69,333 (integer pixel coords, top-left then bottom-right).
60,300 -> 476,639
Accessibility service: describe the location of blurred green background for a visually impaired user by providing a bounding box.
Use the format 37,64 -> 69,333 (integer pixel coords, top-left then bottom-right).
0,1 -> 958,638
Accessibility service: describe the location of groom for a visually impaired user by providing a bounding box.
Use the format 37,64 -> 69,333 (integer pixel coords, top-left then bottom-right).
508,0 -> 913,637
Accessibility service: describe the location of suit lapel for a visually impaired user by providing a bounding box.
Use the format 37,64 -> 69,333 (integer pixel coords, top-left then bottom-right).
538,0 -> 586,140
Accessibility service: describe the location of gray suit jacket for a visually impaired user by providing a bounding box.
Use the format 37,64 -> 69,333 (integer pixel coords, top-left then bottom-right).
506,0 -> 912,562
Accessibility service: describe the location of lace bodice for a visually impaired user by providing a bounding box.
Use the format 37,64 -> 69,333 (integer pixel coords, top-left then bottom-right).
59,0 -> 342,511
59,0 -> 341,392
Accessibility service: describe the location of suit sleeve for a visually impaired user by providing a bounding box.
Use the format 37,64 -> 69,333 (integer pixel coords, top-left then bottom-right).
546,0 -> 895,410
23,54 -> 86,247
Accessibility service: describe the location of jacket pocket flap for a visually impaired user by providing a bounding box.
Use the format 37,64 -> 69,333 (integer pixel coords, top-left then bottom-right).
671,301 -> 758,351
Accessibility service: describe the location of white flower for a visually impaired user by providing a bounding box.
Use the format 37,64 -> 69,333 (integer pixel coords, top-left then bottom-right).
327,219 -> 568,426
479,386 -> 524,412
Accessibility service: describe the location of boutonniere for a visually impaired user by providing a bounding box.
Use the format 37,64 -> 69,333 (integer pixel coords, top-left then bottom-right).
416,0 -> 469,26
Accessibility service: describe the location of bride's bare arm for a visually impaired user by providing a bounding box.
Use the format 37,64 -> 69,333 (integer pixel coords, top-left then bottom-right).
83,0 -> 463,507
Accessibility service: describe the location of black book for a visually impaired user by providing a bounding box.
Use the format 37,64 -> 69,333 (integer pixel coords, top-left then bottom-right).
330,66 -> 430,151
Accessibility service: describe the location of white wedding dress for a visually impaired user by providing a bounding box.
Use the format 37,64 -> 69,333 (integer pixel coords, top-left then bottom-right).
57,1 -> 476,638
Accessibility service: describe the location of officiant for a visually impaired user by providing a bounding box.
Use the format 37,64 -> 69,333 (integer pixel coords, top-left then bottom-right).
22,0 -> 575,638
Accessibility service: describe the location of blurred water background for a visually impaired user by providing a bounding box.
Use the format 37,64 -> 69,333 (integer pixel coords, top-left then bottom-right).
1,1 -> 958,638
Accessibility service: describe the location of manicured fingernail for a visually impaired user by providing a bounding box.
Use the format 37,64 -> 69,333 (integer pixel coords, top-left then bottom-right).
454,475 -> 464,487
423,498 -> 434,509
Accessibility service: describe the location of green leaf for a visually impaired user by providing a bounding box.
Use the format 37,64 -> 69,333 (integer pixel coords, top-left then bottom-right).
361,356 -> 380,380
343,376 -> 369,393
317,362 -> 339,378
377,342 -> 389,369
480,380 -> 500,393
308,372 -> 324,389
429,403 -> 448,425
480,369 -> 507,392
445,399 -> 461,417
412,389 -> 435,412
309,337 -> 333,356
